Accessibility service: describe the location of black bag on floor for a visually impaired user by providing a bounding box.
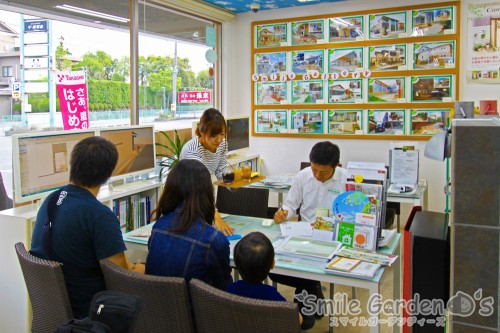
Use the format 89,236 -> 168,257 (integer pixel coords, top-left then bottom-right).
89,290 -> 142,333
55,317 -> 110,333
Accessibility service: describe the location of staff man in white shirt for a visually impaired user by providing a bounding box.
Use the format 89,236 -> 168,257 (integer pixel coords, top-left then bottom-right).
271,141 -> 347,329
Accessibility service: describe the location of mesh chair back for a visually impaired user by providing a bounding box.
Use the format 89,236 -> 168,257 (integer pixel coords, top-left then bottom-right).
101,260 -> 194,333
189,279 -> 300,333
15,242 -> 73,333
216,187 -> 269,218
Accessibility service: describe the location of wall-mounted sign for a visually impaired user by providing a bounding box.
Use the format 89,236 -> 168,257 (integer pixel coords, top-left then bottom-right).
24,20 -> 48,32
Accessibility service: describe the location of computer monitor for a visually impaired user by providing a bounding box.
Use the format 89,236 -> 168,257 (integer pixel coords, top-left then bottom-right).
97,125 -> 156,181
226,116 -> 250,157
12,129 -> 96,203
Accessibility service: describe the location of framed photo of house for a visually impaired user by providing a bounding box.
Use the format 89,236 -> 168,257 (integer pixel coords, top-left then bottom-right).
413,41 -> 455,69
369,11 -> 407,39
368,77 -> 405,103
256,23 -> 288,48
328,47 -> 364,73
411,75 -> 452,102
291,110 -> 324,133
329,15 -> 365,42
367,109 -> 405,135
255,110 -> 288,133
328,79 -> 363,103
411,6 -> 454,36
291,50 -> 324,74
410,109 -> 450,135
368,44 -> 406,71
291,20 -> 325,46
255,52 -> 287,76
255,82 -> 288,105
291,80 -> 324,104
328,110 -> 363,134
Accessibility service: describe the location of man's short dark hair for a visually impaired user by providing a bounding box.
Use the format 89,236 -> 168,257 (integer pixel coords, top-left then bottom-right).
309,141 -> 340,167
233,232 -> 274,284
70,136 -> 118,188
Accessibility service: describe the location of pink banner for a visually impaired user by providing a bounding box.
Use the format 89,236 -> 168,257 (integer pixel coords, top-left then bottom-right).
178,91 -> 211,103
56,71 -> 89,130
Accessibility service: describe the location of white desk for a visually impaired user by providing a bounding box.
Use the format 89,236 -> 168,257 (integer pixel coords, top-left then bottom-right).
124,214 -> 401,333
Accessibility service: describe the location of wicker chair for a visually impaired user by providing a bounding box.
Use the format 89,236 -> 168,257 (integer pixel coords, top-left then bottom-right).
189,279 -> 301,333
14,242 -> 73,333
100,260 -> 194,333
216,187 -> 269,218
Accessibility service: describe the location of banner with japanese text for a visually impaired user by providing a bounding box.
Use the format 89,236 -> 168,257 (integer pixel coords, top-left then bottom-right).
178,90 -> 211,103
467,2 -> 500,83
56,71 -> 89,129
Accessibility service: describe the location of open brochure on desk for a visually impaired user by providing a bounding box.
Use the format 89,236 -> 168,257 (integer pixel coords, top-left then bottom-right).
274,236 -> 342,262
324,256 -> 382,279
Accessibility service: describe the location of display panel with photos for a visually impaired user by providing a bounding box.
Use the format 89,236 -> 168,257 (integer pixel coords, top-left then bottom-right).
292,80 -> 324,104
256,23 -> 287,48
410,109 -> 450,135
368,44 -> 406,71
413,41 -> 455,69
256,82 -> 287,104
328,47 -> 364,73
255,110 -> 288,133
369,11 -> 407,39
291,50 -> 324,74
291,110 -> 324,133
411,6 -> 454,36
368,77 -> 405,103
411,75 -> 451,102
329,16 -> 365,42
255,52 -> 287,76
328,79 -> 363,103
328,110 -> 362,134
292,20 -> 325,45
368,109 -> 405,135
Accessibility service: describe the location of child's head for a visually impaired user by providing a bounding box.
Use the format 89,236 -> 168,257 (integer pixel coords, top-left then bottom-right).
233,232 -> 274,284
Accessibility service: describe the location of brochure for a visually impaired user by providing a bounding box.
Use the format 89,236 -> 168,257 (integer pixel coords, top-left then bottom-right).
336,247 -> 398,266
336,221 -> 378,251
274,236 -> 342,261
325,256 -> 361,272
324,258 -> 382,279
378,228 -> 397,248
279,222 -> 313,237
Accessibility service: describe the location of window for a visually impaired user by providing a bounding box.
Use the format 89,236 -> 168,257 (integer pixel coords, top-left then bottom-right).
2,66 -> 12,77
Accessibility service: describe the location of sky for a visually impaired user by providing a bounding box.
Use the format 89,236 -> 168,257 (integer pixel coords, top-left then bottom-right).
0,10 -> 212,74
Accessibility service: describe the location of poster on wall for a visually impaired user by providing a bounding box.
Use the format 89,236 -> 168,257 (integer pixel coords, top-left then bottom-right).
291,50 -> 324,74
411,6 -> 455,36
368,44 -> 406,71
328,110 -> 363,134
255,52 -> 287,76
291,80 -> 324,104
290,110 -> 324,133
291,20 -> 325,45
329,16 -> 364,42
255,110 -> 288,133
256,23 -> 287,48
413,41 -> 455,69
367,109 -> 405,135
467,2 -> 500,83
411,75 -> 452,102
328,79 -> 363,103
410,109 -> 450,135
255,82 -> 287,104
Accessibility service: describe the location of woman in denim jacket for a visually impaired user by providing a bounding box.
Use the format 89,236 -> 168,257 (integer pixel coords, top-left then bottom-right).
145,159 -> 232,289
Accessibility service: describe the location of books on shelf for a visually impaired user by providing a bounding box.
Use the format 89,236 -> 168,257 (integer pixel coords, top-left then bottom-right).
114,194 -> 153,233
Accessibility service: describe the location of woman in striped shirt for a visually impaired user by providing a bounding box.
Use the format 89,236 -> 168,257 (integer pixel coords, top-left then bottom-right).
180,108 -> 235,235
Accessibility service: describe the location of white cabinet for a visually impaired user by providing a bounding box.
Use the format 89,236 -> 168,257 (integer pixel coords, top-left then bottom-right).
0,180 -> 161,333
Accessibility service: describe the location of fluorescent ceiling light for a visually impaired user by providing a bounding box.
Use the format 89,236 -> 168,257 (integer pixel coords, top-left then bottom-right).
55,4 -> 130,23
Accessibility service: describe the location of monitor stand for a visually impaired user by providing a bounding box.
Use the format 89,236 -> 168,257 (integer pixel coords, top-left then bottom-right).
227,153 -> 247,160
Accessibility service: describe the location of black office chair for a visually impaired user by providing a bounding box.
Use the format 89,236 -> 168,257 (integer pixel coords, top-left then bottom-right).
216,187 -> 269,218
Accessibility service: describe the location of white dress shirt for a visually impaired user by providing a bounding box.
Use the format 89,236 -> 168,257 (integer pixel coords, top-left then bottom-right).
282,166 -> 347,222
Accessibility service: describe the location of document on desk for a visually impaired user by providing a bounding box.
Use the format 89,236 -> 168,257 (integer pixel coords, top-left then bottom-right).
279,222 -> 313,237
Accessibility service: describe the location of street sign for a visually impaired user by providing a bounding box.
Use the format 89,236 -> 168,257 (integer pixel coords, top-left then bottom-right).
24,20 -> 48,32
12,82 -> 20,98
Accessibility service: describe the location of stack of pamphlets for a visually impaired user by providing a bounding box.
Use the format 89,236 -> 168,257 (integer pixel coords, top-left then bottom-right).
274,236 -> 342,262
324,256 -> 382,279
377,228 -> 397,248
263,174 -> 295,186
336,247 -> 398,266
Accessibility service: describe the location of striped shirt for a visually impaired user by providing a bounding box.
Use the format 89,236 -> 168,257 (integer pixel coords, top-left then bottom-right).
180,137 -> 228,180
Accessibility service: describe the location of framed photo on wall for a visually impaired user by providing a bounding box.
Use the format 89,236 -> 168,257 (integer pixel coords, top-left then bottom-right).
368,44 -> 406,71
328,79 -> 363,103
410,109 -> 450,135
291,80 -> 324,104
328,110 -> 363,134
255,110 -> 288,133
411,75 -> 452,102
291,50 -> 324,74
291,110 -> 324,133
291,19 -> 325,45
255,52 -> 287,76
368,77 -> 405,103
411,6 -> 454,36
367,109 -> 405,135
413,41 -> 455,69
369,11 -> 407,39
329,15 -> 364,42
255,82 -> 288,104
328,47 -> 364,73
256,23 -> 288,48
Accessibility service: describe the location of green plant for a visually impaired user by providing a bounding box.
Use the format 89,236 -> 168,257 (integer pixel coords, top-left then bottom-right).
155,129 -> 187,180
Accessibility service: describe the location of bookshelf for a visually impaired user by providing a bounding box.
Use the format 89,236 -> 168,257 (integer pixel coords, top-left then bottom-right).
0,179 -> 161,333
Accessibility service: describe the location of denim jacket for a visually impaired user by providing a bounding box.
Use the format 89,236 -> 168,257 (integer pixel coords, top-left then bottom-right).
145,210 -> 232,290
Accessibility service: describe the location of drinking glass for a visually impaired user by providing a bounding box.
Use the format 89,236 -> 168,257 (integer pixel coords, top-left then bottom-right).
240,161 -> 252,182
222,166 -> 235,184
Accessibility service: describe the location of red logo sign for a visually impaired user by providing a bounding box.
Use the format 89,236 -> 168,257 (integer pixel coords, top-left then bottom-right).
178,91 -> 211,103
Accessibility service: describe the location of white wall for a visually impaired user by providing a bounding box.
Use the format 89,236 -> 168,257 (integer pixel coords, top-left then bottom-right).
221,0 -> 497,213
